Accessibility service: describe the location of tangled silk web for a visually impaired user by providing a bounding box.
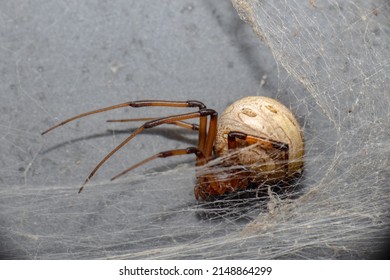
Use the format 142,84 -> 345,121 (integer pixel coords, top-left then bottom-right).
1,0 -> 389,260
228,0 -> 390,258
138,0 -> 390,259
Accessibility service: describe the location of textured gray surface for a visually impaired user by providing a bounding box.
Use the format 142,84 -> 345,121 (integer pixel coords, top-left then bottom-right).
3,0 -> 388,260
1,0 -> 295,259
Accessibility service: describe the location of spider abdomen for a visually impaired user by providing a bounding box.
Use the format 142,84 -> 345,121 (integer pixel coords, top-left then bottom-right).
214,96 -> 304,183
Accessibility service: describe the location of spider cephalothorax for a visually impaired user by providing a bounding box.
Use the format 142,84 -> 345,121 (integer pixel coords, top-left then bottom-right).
42,96 -> 304,200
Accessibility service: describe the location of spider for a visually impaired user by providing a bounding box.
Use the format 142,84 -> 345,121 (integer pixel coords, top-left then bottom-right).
42,96 -> 304,200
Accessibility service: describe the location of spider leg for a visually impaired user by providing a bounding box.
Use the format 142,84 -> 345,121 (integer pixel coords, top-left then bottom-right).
107,118 -> 199,131
111,147 -> 205,181
227,131 -> 289,178
78,109 -> 217,193
41,100 -> 206,135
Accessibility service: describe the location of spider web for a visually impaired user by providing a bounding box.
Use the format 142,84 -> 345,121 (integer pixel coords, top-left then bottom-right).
1,0 -> 389,259
230,0 -> 390,258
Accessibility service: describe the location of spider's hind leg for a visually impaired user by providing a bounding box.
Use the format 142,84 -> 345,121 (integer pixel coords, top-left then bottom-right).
111,147 -> 205,181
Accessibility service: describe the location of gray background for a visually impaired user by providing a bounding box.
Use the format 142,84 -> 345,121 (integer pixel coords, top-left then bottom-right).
1,0 -> 290,259
1,0 -> 389,259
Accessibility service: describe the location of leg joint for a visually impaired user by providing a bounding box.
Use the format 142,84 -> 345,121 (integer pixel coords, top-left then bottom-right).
187,100 -> 206,109
199,108 -> 218,117
185,147 -> 204,157
228,131 -> 247,140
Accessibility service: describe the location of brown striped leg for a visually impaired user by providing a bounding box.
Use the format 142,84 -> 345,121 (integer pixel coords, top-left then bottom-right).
107,118 -> 199,131
78,109 -> 217,193
110,147 -> 205,181
41,100 -> 206,135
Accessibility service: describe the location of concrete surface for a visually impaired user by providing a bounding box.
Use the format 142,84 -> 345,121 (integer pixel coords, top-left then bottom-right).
0,0 -> 309,259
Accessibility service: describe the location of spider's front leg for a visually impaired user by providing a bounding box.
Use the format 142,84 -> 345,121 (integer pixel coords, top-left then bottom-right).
41,100 -> 207,135
42,99 -> 218,194
77,108 -> 218,193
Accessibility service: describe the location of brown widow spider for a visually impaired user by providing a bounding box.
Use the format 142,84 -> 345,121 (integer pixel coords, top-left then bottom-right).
42,96 -> 304,200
